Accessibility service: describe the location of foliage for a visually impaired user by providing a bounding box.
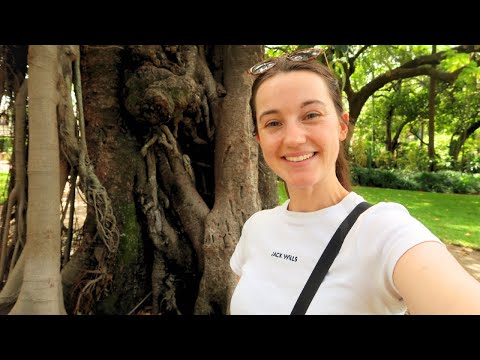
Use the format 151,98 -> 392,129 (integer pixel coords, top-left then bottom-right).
413,170 -> 480,194
0,136 -> 13,156
349,134 -> 369,167
277,179 -> 288,204
353,185 -> 480,249
264,45 -> 299,59
0,170 -> 8,203
375,149 -> 397,169
349,45 -> 480,174
395,143 -> 431,171
350,165 -> 419,191
351,165 -> 480,194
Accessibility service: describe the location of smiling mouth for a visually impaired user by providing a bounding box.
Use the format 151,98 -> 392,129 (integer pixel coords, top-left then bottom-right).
284,152 -> 316,162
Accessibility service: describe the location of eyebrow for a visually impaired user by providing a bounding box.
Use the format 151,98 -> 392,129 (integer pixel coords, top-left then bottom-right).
258,100 -> 327,122
301,99 -> 327,109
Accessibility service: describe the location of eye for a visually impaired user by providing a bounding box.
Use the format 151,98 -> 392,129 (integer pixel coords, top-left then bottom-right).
265,120 -> 281,128
304,112 -> 320,120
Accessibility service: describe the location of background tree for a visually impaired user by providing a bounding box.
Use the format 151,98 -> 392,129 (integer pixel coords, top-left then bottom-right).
340,45 -> 479,148
437,53 -> 480,170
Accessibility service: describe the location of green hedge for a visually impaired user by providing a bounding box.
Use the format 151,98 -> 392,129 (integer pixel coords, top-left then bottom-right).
0,135 -> 13,154
350,166 -> 480,195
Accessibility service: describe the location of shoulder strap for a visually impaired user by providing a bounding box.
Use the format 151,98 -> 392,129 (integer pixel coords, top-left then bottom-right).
290,201 -> 372,315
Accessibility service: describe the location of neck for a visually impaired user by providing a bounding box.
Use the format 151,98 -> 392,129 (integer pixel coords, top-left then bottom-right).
287,181 -> 349,212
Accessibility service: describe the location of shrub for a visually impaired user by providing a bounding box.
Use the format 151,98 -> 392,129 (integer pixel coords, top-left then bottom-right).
350,166 -> 480,195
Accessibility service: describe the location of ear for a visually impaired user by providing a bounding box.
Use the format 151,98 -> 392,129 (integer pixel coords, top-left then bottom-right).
339,112 -> 349,141
255,132 -> 260,143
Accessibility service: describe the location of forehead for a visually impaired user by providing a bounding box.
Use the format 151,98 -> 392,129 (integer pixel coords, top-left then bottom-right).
255,71 -> 330,107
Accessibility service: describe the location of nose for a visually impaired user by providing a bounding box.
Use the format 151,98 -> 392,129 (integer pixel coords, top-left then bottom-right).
284,121 -> 306,147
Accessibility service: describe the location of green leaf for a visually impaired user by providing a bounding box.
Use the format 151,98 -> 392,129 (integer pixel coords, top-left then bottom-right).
333,45 -> 349,54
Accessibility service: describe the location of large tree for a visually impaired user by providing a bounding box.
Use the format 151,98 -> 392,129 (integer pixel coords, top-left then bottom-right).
340,45 -> 480,148
0,45 -> 276,315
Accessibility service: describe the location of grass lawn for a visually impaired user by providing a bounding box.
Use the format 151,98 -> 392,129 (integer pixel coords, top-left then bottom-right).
353,186 -> 480,250
277,182 -> 480,250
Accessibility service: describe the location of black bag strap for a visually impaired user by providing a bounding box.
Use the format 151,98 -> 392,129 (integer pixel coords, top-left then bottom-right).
291,201 -> 372,315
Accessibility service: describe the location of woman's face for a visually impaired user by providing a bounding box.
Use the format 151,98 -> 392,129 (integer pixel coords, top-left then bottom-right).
255,70 -> 348,191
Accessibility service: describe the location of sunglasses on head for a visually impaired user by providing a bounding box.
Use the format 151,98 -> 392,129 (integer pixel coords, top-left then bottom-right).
248,47 -> 330,75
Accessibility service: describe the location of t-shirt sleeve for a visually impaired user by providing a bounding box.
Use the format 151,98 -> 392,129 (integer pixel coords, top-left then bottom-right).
368,203 -> 444,298
230,217 -> 251,277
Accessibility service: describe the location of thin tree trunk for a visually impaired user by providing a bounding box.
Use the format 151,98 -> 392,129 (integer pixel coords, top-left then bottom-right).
258,150 -> 278,210
428,45 -> 437,172
0,251 -> 25,314
10,46 -> 66,315
0,80 -> 27,281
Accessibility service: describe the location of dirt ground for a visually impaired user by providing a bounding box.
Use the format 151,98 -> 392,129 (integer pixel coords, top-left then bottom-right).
445,243 -> 480,281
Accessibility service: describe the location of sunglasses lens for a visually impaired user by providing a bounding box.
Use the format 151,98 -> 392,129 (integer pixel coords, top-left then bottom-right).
249,48 -> 327,75
287,48 -> 322,61
249,60 -> 276,75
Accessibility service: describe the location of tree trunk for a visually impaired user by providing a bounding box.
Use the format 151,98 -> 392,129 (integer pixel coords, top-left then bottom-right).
385,105 -> 394,153
10,46 -> 66,315
258,149 -> 279,210
194,45 -> 262,314
449,120 -> 480,167
73,45 -> 150,315
428,45 -> 437,172
2,44 -> 276,315
0,79 -> 27,282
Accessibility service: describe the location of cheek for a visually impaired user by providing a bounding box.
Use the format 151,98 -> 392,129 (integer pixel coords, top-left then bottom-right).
318,134 -> 340,154
316,131 -> 334,147
329,123 -> 346,142
258,135 -> 278,153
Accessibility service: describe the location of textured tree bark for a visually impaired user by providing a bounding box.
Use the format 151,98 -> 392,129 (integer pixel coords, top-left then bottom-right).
77,45 -> 150,315
2,44 -> 278,314
0,251 -> 24,314
194,45 -> 263,314
0,79 -> 27,282
10,46 -> 66,314
258,150 -> 279,210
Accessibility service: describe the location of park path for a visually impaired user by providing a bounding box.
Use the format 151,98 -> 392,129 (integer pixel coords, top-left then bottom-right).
446,243 -> 480,281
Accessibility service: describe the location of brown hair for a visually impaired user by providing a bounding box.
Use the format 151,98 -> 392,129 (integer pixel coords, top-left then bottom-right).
250,57 -> 351,191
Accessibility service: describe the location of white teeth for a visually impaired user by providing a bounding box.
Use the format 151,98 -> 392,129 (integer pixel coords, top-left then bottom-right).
285,152 -> 315,162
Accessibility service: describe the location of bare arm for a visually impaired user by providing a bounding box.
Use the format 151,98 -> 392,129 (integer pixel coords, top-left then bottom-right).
393,241 -> 480,314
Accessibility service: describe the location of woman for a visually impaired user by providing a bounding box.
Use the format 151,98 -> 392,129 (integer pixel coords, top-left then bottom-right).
229,48 -> 480,315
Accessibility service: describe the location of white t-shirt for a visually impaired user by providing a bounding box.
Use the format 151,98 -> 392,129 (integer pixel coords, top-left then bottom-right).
230,192 -> 443,315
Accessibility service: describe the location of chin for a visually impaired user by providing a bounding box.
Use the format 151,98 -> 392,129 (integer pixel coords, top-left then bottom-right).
284,177 -> 319,189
